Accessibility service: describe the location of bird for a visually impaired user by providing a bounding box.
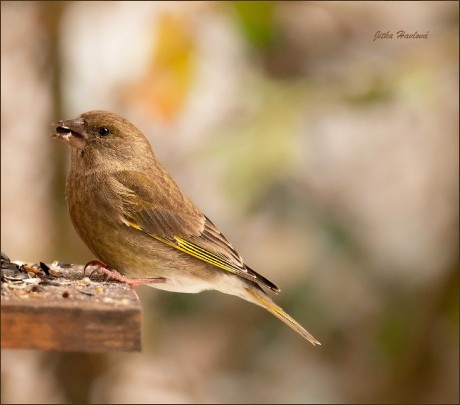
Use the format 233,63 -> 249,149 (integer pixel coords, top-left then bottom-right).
53,110 -> 320,345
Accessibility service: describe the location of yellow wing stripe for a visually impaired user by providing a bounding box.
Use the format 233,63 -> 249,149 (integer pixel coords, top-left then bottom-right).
176,238 -> 237,270
156,235 -> 257,281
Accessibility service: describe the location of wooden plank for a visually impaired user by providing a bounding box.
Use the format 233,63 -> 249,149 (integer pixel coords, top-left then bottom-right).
1,261 -> 142,352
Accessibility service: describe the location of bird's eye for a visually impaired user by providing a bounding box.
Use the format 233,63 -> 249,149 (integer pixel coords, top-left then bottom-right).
98,127 -> 110,136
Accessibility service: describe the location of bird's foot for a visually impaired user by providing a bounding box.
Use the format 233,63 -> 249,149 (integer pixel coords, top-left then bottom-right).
83,260 -> 166,300
84,260 -> 108,276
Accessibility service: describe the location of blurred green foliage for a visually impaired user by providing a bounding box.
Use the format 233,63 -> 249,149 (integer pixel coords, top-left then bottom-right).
231,1 -> 279,50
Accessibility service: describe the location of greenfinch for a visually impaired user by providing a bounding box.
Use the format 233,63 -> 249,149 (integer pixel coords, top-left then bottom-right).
54,110 -> 320,345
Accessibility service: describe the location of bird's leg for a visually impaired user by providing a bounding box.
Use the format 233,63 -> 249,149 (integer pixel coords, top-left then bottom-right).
83,260 -> 166,299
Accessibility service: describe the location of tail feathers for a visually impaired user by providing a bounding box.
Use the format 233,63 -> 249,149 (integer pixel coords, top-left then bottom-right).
246,287 -> 321,346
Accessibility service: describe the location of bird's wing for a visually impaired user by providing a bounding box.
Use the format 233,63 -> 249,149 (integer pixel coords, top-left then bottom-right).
113,170 -> 280,293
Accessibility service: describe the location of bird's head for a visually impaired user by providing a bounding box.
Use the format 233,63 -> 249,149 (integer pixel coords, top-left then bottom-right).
54,110 -> 155,171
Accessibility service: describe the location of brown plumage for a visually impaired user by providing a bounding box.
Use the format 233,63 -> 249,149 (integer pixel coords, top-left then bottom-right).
54,110 -> 320,345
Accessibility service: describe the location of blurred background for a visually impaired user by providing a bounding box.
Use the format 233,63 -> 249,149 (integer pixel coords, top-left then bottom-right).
1,1 -> 458,403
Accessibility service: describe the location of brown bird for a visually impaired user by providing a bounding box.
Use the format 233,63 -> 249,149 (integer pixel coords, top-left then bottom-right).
54,110 -> 320,345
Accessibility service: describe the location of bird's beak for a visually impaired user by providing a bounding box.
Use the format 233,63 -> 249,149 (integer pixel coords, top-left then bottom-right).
53,117 -> 87,150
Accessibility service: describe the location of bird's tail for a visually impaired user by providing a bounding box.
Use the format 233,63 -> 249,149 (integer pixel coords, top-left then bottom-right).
245,286 -> 321,346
